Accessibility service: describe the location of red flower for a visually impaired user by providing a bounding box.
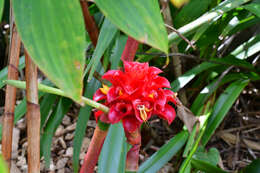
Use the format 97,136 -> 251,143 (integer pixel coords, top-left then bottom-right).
93,61 -> 176,133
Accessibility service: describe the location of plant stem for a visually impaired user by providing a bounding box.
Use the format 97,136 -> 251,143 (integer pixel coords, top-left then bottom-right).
179,120 -> 208,173
125,129 -> 141,172
80,0 -> 99,46
2,24 -> 21,171
5,80 -> 110,114
80,121 -> 110,173
25,50 -> 41,173
121,36 -> 139,62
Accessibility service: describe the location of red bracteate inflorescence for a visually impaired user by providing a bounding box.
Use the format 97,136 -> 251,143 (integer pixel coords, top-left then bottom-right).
93,61 -> 177,133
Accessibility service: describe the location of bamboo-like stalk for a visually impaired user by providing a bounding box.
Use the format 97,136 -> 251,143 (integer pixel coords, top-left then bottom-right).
80,0 -> 99,46
121,36 -> 139,62
25,51 -> 41,173
2,24 -> 21,171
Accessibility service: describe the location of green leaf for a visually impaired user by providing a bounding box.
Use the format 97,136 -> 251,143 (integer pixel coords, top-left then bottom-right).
174,0 -> 212,28
110,34 -> 128,70
0,0 -> 4,21
41,98 -> 72,167
244,3 -> 260,18
193,147 -> 220,166
138,131 -> 189,173
191,158 -> 227,173
40,94 -> 57,129
242,159 -> 260,173
12,0 -> 86,102
0,156 -> 8,173
85,18 -> 118,81
168,0 -> 251,45
191,73 -> 245,115
202,79 -> 249,145
171,62 -> 219,92
98,123 -> 127,173
73,76 -> 101,173
94,0 -> 168,53
231,34 -> 260,59
0,56 -> 25,89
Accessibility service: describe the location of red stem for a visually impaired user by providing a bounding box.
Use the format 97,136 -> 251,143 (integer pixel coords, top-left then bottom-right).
125,129 -> 141,172
80,0 -> 99,46
2,24 -> 21,171
121,36 -> 139,62
80,125 -> 108,173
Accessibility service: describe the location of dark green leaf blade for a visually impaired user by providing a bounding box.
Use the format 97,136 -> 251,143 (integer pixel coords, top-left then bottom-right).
40,98 -> 72,167
94,0 -> 168,53
0,0 -> 4,20
12,0 -> 86,102
244,3 -> 260,18
138,131 -> 189,173
202,79 -> 249,145
73,76 -> 101,173
171,62 -> 219,92
86,19 -> 118,81
191,158 -> 227,173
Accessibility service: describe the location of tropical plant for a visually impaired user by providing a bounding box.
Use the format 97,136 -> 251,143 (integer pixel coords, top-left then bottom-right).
0,0 -> 259,172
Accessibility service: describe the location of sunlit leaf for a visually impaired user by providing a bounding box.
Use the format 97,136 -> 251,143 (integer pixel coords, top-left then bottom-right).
95,0 -> 168,53
12,0 -> 86,102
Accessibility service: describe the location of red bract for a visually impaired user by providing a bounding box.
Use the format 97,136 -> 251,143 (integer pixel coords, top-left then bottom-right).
93,61 -> 176,133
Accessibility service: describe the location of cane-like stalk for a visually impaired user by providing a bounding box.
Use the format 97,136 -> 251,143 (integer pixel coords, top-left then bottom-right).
1,23 -> 21,171
25,50 -> 41,173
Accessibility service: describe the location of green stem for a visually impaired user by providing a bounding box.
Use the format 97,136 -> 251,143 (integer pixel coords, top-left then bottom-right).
179,120 -> 208,173
4,80 -> 109,113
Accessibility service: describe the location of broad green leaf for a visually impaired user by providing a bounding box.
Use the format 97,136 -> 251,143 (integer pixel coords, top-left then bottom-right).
95,0 -> 168,53
0,56 -> 25,89
73,76 -> 101,173
168,0 -> 251,45
191,159 -> 227,173
244,3 -> 260,18
171,62 -> 219,92
85,18 -> 118,81
12,0 -> 86,102
98,123 -> 127,173
0,0 -> 4,20
138,131 -> 189,173
41,98 -> 72,167
201,79 -> 249,145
